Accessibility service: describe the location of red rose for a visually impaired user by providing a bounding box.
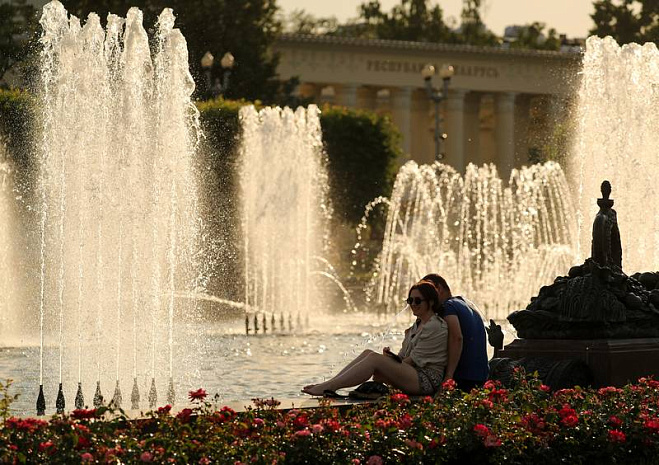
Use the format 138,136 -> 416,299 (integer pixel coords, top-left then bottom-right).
158,405 -> 172,414
188,388 -> 207,401
76,435 -> 92,450
293,414 -> 309,429
473,424 -> 490,438
645,418 -> 659,433
483,380 -> 496,390
442,379 -> 457,391
71,409 -> 98,420
177,408 -> 193,423
484,435 -> 502,448
561,415 -> 579,427
398,413 -> 413,429
608,429 -> 626,443
391,393 -> 410,404
608,415 -> 622,428
38,441 -> 55,453
294,429 -> 311,438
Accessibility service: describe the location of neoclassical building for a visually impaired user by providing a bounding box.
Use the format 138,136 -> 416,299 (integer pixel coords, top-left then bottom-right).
273,34 -> 581,176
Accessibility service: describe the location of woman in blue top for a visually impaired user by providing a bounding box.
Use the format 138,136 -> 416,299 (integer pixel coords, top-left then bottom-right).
423,273 -> 489,391
302,281 -> 448,397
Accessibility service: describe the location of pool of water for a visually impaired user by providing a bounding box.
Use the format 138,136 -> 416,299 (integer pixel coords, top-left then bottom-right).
0,313 -> 511,416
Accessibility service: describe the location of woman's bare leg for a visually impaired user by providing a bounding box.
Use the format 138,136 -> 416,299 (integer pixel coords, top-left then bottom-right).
302,350 -> 375,394
335,350 -> 375,377
303,353 -> 420,396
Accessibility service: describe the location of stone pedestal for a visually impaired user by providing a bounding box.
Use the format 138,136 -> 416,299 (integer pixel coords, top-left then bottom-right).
499,338 -> 659,387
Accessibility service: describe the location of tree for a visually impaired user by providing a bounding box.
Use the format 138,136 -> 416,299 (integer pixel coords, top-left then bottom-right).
507,22 -> 561,51
590,0 -> 659,44
458,0 -> 498,46
59,0 -> 288,103
356,0 -> 453,42
284,9 -> 339,35
0,0 -> 38,86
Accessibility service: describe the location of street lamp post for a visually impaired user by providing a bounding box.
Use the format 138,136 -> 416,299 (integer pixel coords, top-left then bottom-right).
422,63 -> 455,161
220,52 -> 235,96
200,51 -> 235,99
200,51 -> 214,99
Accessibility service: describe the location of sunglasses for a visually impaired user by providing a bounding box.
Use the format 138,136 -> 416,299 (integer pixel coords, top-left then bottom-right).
406,297 -> 425,306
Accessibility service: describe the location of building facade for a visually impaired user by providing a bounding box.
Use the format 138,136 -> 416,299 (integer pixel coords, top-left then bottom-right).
274,34 -> 581,176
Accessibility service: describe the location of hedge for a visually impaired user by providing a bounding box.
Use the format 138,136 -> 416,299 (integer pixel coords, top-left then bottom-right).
0,89 -> 36,197
4,372 -> 659,464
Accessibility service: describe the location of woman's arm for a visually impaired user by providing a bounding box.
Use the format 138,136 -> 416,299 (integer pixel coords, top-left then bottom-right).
444,315 -> 463,380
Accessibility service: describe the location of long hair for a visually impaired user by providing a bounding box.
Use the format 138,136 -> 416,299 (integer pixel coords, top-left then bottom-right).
408,280 -> 443,317
422,273 -> 452,296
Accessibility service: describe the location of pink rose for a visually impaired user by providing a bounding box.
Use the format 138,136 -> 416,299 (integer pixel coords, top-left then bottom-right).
80,453 -> 94,462
312,424 -> 324,434
366,456 -> 383,465
141,451 -> 153,462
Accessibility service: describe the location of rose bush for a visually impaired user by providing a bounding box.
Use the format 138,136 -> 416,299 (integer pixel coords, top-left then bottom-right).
3,373 -> 659,463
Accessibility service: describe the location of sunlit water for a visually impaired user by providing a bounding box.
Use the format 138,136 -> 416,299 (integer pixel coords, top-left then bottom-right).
239,106 -> 334,317
573,36 -> 659,273
33,0 -> 204,409
360,161 -> 577,320
0,313 -> 511,416
0,146 -> 23,345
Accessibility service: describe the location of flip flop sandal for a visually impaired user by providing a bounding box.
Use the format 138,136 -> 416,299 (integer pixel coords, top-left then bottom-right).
323,390 -> 346,399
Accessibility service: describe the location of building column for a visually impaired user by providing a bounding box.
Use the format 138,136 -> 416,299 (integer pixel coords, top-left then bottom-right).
463,91 -> 481,168
391,86 -> 413,157
445,89 -> 467,172
514,94 -> 531,167
495,92 -> 516,179
357,86 -> 378,111
337,83 -> 358,107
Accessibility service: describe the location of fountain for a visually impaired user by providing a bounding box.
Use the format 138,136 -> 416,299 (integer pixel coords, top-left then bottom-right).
361,161 -> 577,320
573,36 -> 659,273
239,105 -> 333,323
0,142 -> 24,346
34,0 -> 203,413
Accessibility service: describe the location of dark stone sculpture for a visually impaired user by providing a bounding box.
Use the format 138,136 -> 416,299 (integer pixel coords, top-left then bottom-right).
508,181 -> 659,339
591,181 -> 622,269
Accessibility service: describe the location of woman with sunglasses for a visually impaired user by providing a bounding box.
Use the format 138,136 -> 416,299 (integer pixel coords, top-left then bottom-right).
302,280 -> 448,397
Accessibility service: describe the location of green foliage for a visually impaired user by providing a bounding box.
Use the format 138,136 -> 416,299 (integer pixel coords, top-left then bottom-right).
459,0 -> 499,46
0,0 -> 38,82
0,88 -> 36,179
507,22 -> 562,51
590,0 -> 659,44
194,98 -> 245,301
357,0 -> 453,42
5,374 -> 659,463
320,105 -> 400,225
0,380 -> 19,422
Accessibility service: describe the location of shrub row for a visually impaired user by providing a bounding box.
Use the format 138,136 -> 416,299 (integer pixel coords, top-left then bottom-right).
4,372 -> 659,464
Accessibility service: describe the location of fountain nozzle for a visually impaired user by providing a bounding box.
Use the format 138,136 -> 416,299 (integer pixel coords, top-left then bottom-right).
93,381 -> 103,407
131,378 -> 140,409
36,384 -> 46,416
56,383 -> 65,413
75,382 -> 84,409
